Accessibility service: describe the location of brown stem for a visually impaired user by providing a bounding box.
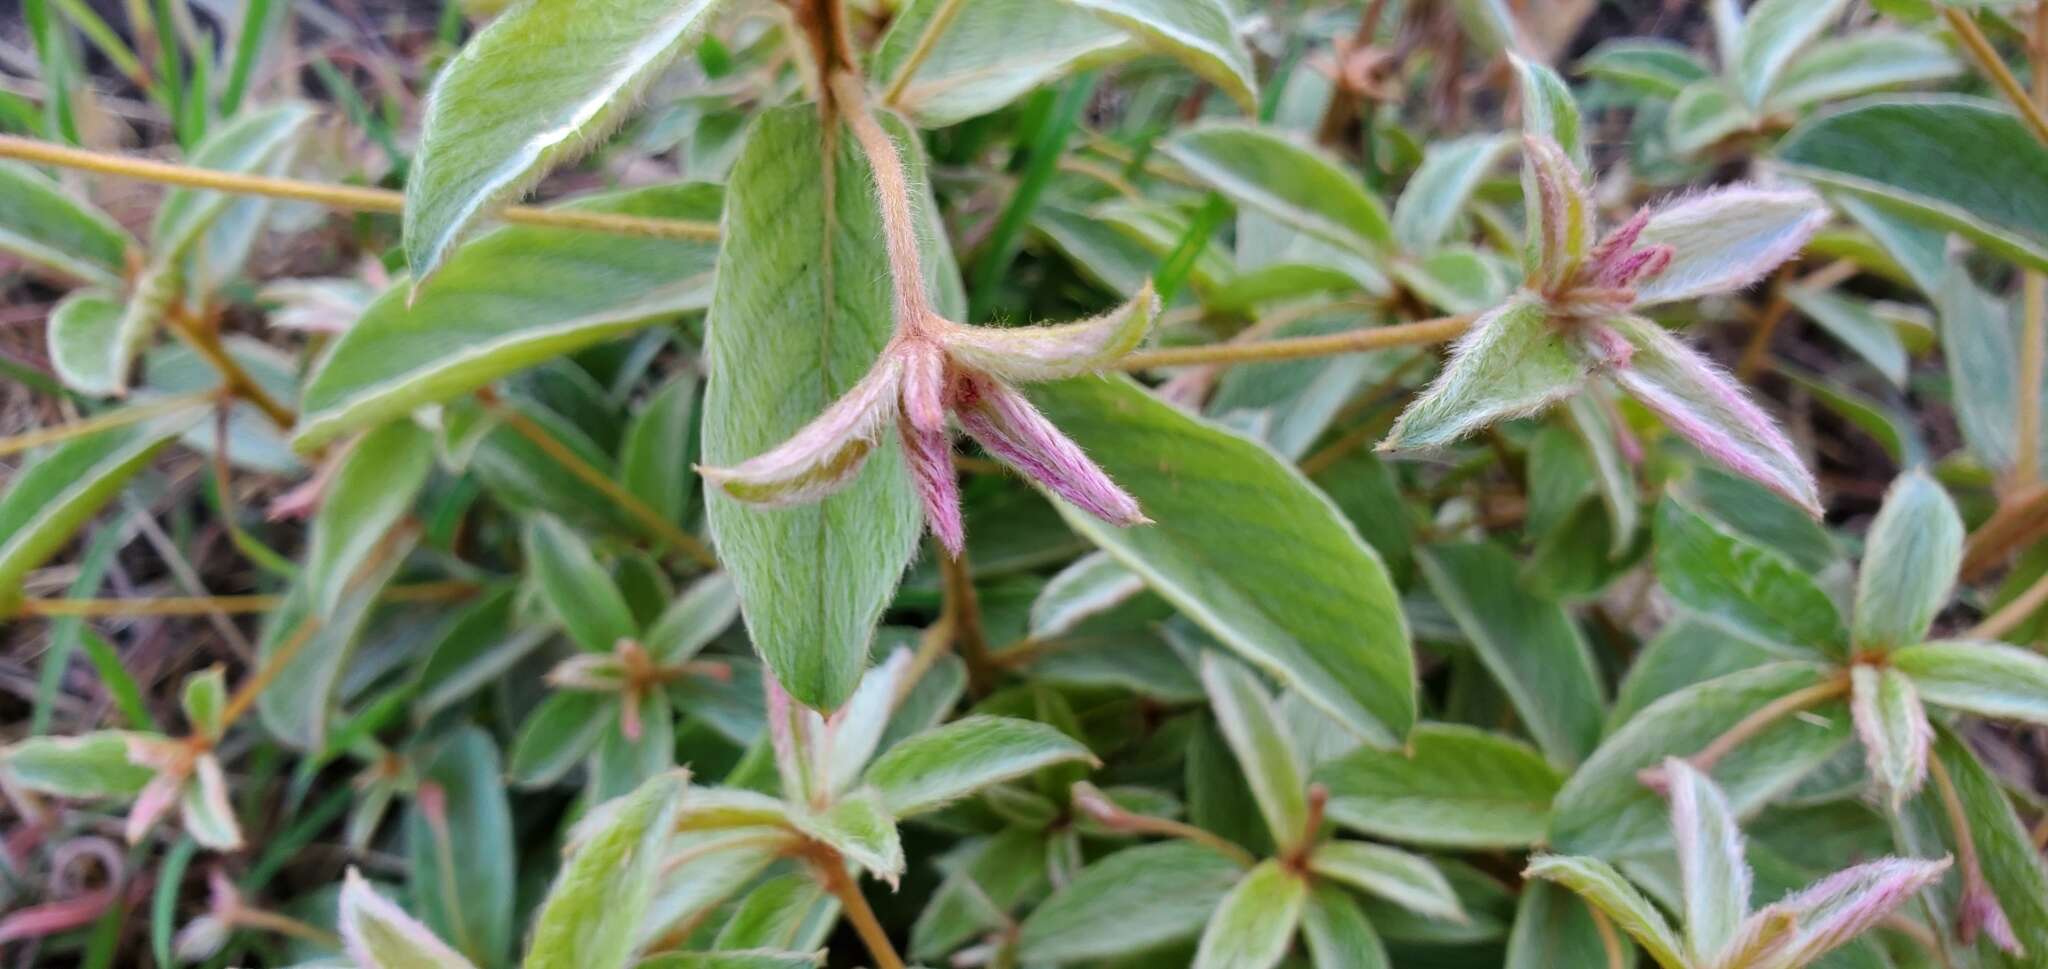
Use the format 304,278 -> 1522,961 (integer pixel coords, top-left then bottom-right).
14,581 -> 478,618
1668,677 -> 1849,778
808,846 -> 906,969
0,136 -> 719,242
1072,782 -> 1259,868
1590,909 -> 1627,969
880,0 -> 967,107
1116,313 -> 1473,370
1968,565 -> 2048,642
216,614 -> 321,732
1961,484 -> 2048,580
829,70 -> 939,332
479,391 -> 718,569
0,389 -> 217,457
167,308 -> 296,430
1944,8 -> 2048,147
938,544 -> 996,693
231,907 -> 343,949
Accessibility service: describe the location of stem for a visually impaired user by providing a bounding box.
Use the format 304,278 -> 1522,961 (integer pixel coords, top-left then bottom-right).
830,71 -> 938,331
1679,677 -> 1849,776
2020,273 -> 2043,491
809,847 -> 906,969
879,0 -> 967,107
479,392 -> 719,569
1927,754 -> 1992,901
0,389 -> 216,457
0,135 -> 720,242
216,613 -> 321,731
14,581 -> 478,618
1590,909 -> 1627,969
1115,313 -> 1472,370
167,309 -> 296,430
231,907 -> 343,949
1968,565 -> 2048,642
1944,8 -> 2048,147
937,544 -> 996,693
1961,483 -> 2048,580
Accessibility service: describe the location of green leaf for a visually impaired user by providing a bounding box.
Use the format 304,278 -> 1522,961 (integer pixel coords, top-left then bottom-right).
1765,31 -> 1959,112
1784,286 -> 1908,387
1897,728 -> 2048,962
1029,550 -> 1145,639
1016,841 -> 1245,964
1548,663 -> 1851,858
0,731 -> 154,799
701,106 -> 935,712
1511,56 -> 1584,164
508,692 -> 612,787
1192,861 -> 1307,969
865,715 -> 1093,817
180,667 -> 225,739
1523,855 -> 1685,969
1666,78 -> 1752,156
1505,882 -> 1630,969
1734,0 -> 1850,108
1301,884 -> 1391,969
1417,542 -> 1604,766
1937,254 -> 2029,472
254,533 -> 416,750
1661,760 -> 1746,963
523,514 -> 637,653
1894,640 -> 2048,725
405,727 -> 516,968
296,184 -> 721,450
1383,296 -> 1586,450
1852,470 -> 1963,652
1029,374 -> 1415,746
791,787 -> 903,885
1055,0 -> 1256,113
911,827 -> 1048,960
714,872 -> 834,951
1309,841 -> 1466,923
525,772 -> 687,969
1392,134 -> 1512,252
340,868 -> 480,969
1198,653 -> 1310,848
0,413 -> 195,612
46,289 -> 126,397
619,369 -> 700,532
1577,40 -> 1712,98
1163,123 -> 1391,253
1653,496 -> 1846,658
1314,723 -> 1562,850
872,0 -> 1133,127
1849,664 -> 1930,810
403,0 -> 726,282
1777,95 -> 2048,274
634,953 -> 824,969
0,160 -> 132,287
644,571 -> 740,666
306,420 -> 434,618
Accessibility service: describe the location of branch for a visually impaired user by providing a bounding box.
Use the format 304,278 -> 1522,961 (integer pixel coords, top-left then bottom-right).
1114,313 -> 1473,370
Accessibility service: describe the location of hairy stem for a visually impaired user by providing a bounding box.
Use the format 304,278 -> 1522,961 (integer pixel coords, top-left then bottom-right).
830,70 -> 939,331
937,544 -> 996,693
1116,313 -> 1473,369
0,135 -> 720,241
167,308 -> 297,430
1590,909 -> 1627,969
0,389 -> 217,457
1681,676 -> 1849,776
880,0 -> 967,107
14,581 -> 479,618
478,391 -> 719,569
1944,8 -> 2048,147
809,847 -> 907,969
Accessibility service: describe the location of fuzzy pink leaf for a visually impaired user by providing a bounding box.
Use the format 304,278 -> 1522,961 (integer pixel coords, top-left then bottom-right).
1631,184 -> 1828,306
957,376 -> 1146,527
1607,315 -> 1822,515
699,354 -> 904,507
125,773 -> 181,846
941,283 -> 1159,382
900,419 -> 963,555
1520,135 -> 1596,291
1958,874 -> 2023,955
1743,856 -> 1951,969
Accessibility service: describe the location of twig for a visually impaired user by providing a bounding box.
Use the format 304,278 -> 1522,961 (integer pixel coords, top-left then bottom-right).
167,309 -> 296,430
937,545 -> 996,693
879,0 -> 967,107
808,846 -> 906,969
14,581 -> 479,617
0,390 -> 217,457
0,135 -> 721,242
478,392 -> 719,569
1968,566 -> 2048,643
1961,484 -> 2048,580
1114,313 -> 1472,370
1672,676 -> 1849,776
1943,8 -> 2048,147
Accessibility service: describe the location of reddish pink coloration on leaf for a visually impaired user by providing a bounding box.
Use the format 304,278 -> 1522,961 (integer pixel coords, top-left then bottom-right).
125,773 -> 180,845
900,419 -> 963,555
0,888 -> 119,944
1746,856 -> 1952,968
955,375 -> 1147,528
1958,875 -> 2023,954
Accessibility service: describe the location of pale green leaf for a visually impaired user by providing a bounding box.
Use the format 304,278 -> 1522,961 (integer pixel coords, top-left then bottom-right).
1937,254 -> 2027,472
306,420 -> 433,618
525,772 -> 687,969
1894,728 -> 2048,961
1511,56 -> 1583,165
1577,40 -> 1712,98
340,868 -> 480,969
0,413 -> 195,611
1056,0 -> 1256,113
1016,841 -> 1245,964
151,103 -> 314,260
180,753 -> 243,850
1309,841 -> 1466,923
1777,95 -> 2048,274
1849,664 -> 1931,810
1199,653 -> 1310,848
1894,640 -> 2048,725
1784,286 -> 1908,386
1392,134 -> 1511,252
0,160 -> 132,287
1523,855 -> 1686,969
1653,496 -> 1845,658
823,649 -> 912,796
866,715 -> 1094,817
911,828 -> 1048,960
1383,296 -> 1586,450
404,0 -> 726,281
254,532 -> 416,750
1734,0 -> 1851,108
1417,542 -> 1604,766
180,667 -> 226,739
619,369 -> 700,532
1505,882 -> 1631,969
1301,884 -> 1391,969
405,727 -> 516,967
872,0 -> 1134,127
296,184 -> 721,450
1666,78 -> 1752,156
523,514 -> 637,653
701,106 -> 935,712
791,788 -> 902,884
1631,186 -> 1826,307
713,872 -> 834,951
634,952 -> 823,969
1852,470 -> 1963,651
1192,861 -> 1307,969
1548,663 -> 1851,858
1163,123 -> 1391,253
1766,31 -> 1960,112
643,571 -> 740,666
508,692 -> 611,787
1028,550 -> 1145,639
1029,374 -> 1415,746
0,731 -> 154,799
46,289 -> 126,397
1314,723 -> 1562,850
1662,759 -> 1747,963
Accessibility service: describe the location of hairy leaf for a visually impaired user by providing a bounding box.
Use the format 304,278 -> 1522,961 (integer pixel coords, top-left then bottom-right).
1056,0 -> 1256,113
1192,861 -> 1306,969
1893,640 -> 2048,725
1309,841 -> 1466,923
1199,653 -> 1310,849
0,160 -> 131,287
865,715 -> 1094,818
1016,841 -> 1245,964
1523,855 -> 1685,969
1851,470 -> 1962,652
1652,496 -> 1844,657
1314,723 -> 1562,849
306,420 -> 433,618
1383,296 -> 1585,450
1163,123 -> 1391,253
525,772 -> 686,969
0,413 -> 195,611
